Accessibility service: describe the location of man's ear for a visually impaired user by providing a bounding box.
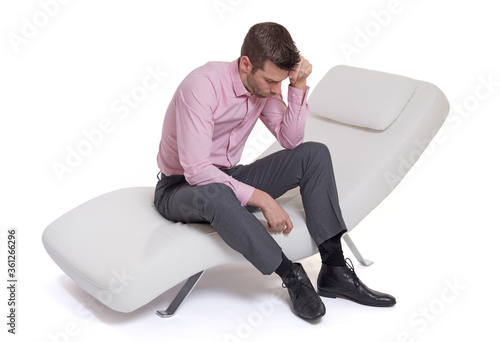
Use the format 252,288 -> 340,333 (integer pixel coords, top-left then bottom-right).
239,56 -> 252,74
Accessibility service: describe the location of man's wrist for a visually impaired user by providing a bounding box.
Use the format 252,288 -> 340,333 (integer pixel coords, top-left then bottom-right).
290,81 -> 307,92
247,188 -> 272,210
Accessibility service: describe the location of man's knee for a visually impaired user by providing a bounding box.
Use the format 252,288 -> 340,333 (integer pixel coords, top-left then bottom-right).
296,141 -> 332,162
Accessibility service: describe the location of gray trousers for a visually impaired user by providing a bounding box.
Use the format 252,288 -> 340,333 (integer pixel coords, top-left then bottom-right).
154,142 -> 347,275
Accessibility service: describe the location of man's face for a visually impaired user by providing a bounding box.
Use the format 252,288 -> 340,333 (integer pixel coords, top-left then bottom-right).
245,60 -> 290,98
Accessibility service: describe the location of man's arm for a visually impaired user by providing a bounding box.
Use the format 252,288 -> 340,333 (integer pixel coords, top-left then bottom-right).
175,75 -> 255,206
288,56 -> 313,103
252,57 -> 313,234
247,188 -> 293,234
259,56 -> 313,150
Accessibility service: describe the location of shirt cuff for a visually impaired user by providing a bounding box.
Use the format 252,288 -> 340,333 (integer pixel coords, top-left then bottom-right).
288,85 -> 310,106
233,180 -> 255,206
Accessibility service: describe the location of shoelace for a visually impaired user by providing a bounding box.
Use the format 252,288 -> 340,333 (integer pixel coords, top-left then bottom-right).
281,269 -> 313,301
345,258 -> 360,287
282,277 -> 298,301
282,272 -> 298,290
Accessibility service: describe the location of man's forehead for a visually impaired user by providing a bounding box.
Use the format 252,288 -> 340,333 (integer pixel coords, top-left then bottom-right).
259,60 -> 289,81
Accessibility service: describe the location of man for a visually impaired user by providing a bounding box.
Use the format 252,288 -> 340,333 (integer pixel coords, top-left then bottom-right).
154,22 -> 395,321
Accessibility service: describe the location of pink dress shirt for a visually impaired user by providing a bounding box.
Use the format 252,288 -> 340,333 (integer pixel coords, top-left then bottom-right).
157,59 -> 309,206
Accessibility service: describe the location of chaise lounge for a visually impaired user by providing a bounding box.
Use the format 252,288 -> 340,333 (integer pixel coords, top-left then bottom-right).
42,65 -> 450,317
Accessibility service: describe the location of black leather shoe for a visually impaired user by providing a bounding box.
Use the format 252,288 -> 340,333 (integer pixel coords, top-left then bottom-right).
282,263 -> 326,320
317,259 -> 396,307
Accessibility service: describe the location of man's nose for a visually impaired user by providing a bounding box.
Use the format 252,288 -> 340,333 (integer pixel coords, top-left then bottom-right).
271,82 -> 282,95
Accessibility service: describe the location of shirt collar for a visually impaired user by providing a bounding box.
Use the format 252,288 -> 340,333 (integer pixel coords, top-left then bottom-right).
230,58 -> 250,97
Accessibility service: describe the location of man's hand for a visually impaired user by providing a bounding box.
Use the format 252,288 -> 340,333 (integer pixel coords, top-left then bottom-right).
288,56 -> 312,94
247,189 -> 293,234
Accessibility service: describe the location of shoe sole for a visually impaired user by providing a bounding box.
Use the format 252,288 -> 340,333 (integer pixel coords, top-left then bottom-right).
317,289 -> 396,307
297,311 -> 326,321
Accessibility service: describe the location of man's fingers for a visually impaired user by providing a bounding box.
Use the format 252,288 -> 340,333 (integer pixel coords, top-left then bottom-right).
289,56 -> 304,82
289,64 -> 301,83
260,196 -> 293,234
266,217 -> 293,234
289,56 -> 312,85
298,59 -> 312,79
284,215 -> 293,234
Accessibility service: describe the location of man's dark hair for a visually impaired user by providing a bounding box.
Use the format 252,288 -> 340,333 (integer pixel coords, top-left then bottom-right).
241,22 -> 301,73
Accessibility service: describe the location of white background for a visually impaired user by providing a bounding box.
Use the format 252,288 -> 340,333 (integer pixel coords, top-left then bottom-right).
1,0 -> 499,341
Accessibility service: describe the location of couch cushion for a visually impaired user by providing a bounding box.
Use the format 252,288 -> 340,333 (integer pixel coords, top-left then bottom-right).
309,65 -> 417,130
